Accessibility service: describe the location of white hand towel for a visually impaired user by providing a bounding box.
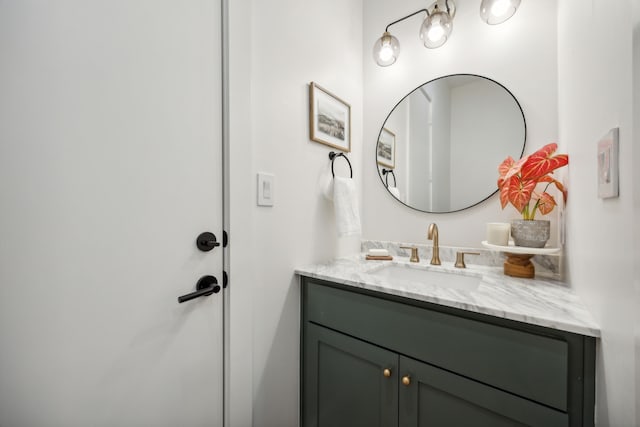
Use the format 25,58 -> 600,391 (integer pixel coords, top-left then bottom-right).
388,186 -> 401,199
320,170 -> 334,201
333,176 -> 361,237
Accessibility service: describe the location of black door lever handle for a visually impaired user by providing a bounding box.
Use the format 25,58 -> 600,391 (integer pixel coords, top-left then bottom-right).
178,275 -> 220,303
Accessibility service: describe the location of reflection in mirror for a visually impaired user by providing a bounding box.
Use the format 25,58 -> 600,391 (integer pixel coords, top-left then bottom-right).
377,74 -> 525,213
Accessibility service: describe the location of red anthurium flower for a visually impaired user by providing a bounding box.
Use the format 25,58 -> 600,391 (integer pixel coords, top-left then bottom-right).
497,143 -> 569,220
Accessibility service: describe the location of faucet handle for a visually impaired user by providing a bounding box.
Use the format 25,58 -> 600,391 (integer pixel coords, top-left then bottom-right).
400,246 -> 420,263
455,251 -> 480,269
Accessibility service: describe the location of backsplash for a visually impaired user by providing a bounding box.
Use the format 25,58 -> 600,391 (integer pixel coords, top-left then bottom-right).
361,240 -> 562,279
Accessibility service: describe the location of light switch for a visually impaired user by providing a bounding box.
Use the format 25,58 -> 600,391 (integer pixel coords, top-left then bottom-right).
597,128 -> 619,199
257,172 -> 274,206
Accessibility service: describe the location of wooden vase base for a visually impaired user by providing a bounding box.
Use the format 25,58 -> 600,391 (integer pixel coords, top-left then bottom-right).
504,253 -> 535,278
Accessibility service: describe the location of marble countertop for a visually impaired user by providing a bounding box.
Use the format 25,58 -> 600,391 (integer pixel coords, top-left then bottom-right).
296,255 -> 600,337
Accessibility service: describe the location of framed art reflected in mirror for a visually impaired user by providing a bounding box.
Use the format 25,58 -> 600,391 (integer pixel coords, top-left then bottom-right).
377,128 -> 396,168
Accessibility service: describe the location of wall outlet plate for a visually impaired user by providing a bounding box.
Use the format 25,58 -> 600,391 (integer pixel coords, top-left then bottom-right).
257,172 -> 274,206
597,128 -> 619,199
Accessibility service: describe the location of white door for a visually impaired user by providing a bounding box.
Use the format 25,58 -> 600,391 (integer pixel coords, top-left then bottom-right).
0,1 -> 224,426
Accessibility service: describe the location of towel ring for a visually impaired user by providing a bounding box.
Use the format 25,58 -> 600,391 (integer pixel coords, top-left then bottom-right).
329,151 -> 353,178
382,168 -> 396,187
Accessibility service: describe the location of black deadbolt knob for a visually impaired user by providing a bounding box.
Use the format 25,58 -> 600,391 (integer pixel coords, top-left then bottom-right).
196,232 -> 220,252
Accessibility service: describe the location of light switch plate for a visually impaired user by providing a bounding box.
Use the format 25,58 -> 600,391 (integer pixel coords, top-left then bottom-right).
257,172 -> 274,206
597,128 -> 619,199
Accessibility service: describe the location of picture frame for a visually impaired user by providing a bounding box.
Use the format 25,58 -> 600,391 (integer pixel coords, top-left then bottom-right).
597,127 -> 619,199
377,127 -> 396,168
309,82 -> 351,152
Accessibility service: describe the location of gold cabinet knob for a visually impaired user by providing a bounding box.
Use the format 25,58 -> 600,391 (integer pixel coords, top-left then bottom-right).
402,375 -> 411,386
383,368 -> 392,378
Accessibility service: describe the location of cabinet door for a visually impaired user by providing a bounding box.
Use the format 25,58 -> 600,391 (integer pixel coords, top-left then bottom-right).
303,323 -> 399,427
399,356 -> 569,427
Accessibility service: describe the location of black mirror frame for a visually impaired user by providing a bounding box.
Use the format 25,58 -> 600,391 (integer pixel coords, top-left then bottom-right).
375,73 -> 527,214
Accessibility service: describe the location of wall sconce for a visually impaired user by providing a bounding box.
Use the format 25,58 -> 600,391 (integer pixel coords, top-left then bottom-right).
373,0 -> 521,67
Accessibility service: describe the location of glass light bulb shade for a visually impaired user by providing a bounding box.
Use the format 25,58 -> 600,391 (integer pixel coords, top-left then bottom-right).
480,0 -> 521,25
419,11 -> 453,49
373,32 -> 400,67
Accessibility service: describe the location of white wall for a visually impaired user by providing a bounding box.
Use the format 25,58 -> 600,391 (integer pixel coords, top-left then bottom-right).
429,80 -> 452,211
408,89 -> 431,208
363,0 -> 559,247
228,0 -> 363,425
558,1 -> 637,425
225,0 -> 255,425
449,79 -> 524,210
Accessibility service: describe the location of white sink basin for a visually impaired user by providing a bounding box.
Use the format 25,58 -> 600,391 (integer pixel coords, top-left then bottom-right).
370,264 -> 480,291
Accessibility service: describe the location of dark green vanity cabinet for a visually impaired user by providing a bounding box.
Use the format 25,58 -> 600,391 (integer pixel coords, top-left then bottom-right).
300,277 -> 596,427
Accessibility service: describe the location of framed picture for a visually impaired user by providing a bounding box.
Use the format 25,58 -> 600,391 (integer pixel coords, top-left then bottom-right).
309,82 -> 351,152
377,128 -> 396,168
597,127 -> 619,199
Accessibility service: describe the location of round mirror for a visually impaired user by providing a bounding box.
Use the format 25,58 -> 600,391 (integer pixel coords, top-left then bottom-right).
376,74 -> 526,213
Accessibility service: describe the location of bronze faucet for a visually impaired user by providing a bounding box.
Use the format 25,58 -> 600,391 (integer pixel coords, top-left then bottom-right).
400,246 -> 420,263
427,223 -> 441,265
454,251 -> 480,268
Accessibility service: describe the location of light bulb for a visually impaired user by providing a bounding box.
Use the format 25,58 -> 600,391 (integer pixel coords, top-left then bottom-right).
373,31 -> 400,67
427,24 -> 445,42
491,0 -> 510,17
480,0 -> 521,25
419,8 -> 453,49
378,45 -> 394,62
